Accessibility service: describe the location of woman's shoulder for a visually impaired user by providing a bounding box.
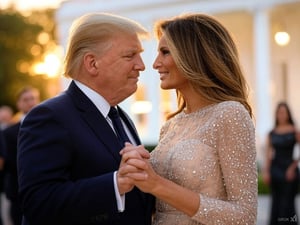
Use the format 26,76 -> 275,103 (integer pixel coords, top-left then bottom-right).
213,101 -> 249,116
216,100 -> 245,110
213,101 -> 253,126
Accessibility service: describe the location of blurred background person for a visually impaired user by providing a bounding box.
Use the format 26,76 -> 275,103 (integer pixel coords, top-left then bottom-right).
0,105 -> 14,225
263,101 -> 300,225
3,86 -> 40,225
0,129 -> 5,225
0,106 -> 13,130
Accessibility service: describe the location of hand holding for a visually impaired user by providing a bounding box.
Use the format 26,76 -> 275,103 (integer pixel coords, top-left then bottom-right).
120,145 -> 159,194
296,131 -> 300,143
117,143 -> 150,194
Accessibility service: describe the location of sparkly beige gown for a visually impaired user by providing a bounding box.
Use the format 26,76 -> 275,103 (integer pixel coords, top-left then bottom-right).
150,101 -> 257,225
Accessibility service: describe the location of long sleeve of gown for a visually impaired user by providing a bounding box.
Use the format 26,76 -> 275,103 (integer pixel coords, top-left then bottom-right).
192,102 -> 257,224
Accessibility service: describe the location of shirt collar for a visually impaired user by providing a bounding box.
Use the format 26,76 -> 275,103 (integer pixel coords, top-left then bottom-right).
74,80 -> 110,117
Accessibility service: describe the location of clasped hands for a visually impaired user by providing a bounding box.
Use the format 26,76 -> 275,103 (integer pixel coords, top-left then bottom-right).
117,142 -> 157,195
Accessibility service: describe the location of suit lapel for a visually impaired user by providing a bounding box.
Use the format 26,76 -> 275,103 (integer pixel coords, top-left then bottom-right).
117,106 -> 141,145
67,81 -> 123,163
82,110 -> 123,163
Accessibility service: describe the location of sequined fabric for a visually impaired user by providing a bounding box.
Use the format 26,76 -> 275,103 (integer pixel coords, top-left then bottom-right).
150,101 -> 257,225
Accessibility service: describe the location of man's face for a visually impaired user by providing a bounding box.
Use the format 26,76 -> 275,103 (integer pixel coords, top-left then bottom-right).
17,90 -> 40,114
95,32 -> 145,104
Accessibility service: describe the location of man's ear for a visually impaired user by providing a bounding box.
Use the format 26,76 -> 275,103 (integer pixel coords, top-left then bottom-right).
83,53 -> 99,75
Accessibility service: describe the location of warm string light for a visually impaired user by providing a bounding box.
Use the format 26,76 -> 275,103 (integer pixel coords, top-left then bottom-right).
274,31 -> 290,46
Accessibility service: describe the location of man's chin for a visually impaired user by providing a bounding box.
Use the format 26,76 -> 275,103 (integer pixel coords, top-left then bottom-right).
116,87 -> 138,102
129,85 -> 138,93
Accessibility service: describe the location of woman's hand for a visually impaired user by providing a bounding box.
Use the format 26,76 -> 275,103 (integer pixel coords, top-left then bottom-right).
296,131 -> 300,143
286,162 -> 298,181
262,169 -> 271,185
120,144 -> 200,217
117,143 -> 150,194
119,143 -> 159,193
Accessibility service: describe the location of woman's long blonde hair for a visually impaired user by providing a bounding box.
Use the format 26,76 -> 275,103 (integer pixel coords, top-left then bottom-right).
154,13 -> 252,119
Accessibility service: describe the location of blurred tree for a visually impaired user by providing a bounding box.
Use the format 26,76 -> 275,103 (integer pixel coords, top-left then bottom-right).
0,8 -> 58,112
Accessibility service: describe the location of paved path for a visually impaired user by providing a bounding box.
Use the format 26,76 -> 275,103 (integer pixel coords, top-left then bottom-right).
257,195 -> 300,225
1,194 -> 298,225
257,195 -> 271,225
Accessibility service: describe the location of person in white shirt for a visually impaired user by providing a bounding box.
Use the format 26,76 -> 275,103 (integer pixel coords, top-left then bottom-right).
17,12 -> 154,225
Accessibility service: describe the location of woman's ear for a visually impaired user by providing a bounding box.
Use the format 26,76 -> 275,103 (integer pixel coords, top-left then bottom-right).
83,53 -> 99,75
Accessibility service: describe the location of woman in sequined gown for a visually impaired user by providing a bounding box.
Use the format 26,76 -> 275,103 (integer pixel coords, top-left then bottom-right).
263,102 -> 300,225
119,13 -> 257,225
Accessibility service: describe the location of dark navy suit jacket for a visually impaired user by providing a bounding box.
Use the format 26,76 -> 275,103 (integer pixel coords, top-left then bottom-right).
3,122 -> 21,200
0,129 -> 5,192
18,81 -> 154,225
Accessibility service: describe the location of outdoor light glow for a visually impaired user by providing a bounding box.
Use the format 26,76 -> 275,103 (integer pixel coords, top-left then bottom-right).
33,62 -> 46,75
44,54 -> 61,77
33,53 -> 61,78
131,101 -> 153,114
37,32 -> 50,45
0,0 -> 62,11
274,31 -> 290,46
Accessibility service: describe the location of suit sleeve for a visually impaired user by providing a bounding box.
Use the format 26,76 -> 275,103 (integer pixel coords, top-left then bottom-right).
18,105 -> 120,225
0,130 -> 5,157
0,130 -> 5,170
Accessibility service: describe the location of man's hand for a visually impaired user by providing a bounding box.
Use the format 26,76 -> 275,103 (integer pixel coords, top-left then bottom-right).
117,143 -> 150,194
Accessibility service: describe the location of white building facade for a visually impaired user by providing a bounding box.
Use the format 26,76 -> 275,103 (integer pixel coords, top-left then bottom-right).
55,0 -> 300,164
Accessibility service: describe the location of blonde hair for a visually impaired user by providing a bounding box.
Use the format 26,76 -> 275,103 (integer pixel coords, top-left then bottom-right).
64,12 -> 148,78
154,13 -> 252,119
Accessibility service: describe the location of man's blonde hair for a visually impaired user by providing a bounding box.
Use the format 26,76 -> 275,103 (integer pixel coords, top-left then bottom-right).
64,12 -> 149,78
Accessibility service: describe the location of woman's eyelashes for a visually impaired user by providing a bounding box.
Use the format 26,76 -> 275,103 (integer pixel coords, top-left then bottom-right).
160,47 -> 170,56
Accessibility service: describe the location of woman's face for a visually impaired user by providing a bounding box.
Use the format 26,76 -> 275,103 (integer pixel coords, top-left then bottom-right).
152,35 -> 188,91
277,105 -> 289,124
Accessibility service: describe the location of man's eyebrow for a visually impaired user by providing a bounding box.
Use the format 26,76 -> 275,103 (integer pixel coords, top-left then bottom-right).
123,48 -> 144,54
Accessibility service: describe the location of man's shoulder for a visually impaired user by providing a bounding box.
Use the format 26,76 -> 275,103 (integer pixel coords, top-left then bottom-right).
3,122 -> 20,135
38,91 -> 71,109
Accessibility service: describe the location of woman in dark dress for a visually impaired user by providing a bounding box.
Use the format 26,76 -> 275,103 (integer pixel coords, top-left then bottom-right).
263,102 -> 300,225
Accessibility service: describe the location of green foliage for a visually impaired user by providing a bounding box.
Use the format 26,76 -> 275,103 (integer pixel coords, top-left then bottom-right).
0,9 -> 57,110
258,172 -> 271,194
145,145 -> 157,152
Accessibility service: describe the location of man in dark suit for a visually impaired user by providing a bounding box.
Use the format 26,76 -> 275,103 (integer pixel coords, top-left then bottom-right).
3,87 -> 40,225
17,13 -> 154,225
0,129 -> 5,225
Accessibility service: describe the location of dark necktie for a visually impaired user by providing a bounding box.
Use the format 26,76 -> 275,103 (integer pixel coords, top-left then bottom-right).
108,106 -> 130,145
